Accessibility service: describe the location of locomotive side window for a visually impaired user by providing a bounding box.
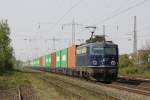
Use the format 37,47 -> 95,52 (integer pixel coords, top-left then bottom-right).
76,49 -> 81,54
77,47 -> 87,54
81,47 -> 87,54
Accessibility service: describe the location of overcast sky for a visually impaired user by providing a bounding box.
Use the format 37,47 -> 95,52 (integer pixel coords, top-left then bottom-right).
0,0 -> 150,61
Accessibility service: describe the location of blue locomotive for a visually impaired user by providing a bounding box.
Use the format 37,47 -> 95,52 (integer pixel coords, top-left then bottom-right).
76,36 -> 119,82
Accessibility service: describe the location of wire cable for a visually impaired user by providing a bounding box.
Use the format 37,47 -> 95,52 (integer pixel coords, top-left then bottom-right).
51,0 -> 84,30
96,0 -> 150,24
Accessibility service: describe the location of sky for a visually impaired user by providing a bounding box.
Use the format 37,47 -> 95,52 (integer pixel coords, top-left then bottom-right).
0,0 -> 150,61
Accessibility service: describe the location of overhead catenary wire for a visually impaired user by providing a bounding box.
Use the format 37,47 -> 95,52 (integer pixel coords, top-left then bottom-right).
96,0 -> 150,24
15,0 -> 150,61
104,25 -> 150,40
51,0 -> 84,31
109,0 -> 140,15
83,0 -> 137,24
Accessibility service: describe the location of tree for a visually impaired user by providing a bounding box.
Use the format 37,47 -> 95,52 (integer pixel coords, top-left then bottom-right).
138,50 -> 150,64
138,41 -> 150,64
0,20 -> 13,73
119,54 -> 132,68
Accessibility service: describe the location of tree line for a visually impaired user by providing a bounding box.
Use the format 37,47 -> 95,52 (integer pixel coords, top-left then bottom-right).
0,20 -> 14,74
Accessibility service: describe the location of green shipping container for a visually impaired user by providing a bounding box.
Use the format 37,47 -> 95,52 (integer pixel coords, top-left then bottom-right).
34,59 -> 36,66
45,55 -> 51,67
61,48 -> 68,68
56,50 -> 61,68
35,59 -> 40,66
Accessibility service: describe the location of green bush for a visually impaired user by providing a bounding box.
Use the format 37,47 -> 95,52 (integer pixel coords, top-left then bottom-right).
119,54 -> 128,67
126,66 -> 138,75
120,67 -> 137,75
119,54 -> 150,77
146,64 -> 150,69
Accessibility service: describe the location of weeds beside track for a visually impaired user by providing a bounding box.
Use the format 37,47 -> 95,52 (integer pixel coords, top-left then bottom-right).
24,68 -> 150,99
37,74 -> 120,100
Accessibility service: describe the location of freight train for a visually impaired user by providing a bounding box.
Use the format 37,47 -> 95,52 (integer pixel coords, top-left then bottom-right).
29,35 -> 119,82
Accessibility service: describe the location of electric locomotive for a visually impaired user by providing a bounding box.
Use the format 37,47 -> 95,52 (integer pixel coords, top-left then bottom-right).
28,35 -> 118,82
76,35 -> 119,82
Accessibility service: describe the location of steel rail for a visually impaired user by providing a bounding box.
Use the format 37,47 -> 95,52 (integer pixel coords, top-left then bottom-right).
38,75 -> 120,100
24,68 -> 150,97
39,76 -> 88,100
105,83 -> 150,96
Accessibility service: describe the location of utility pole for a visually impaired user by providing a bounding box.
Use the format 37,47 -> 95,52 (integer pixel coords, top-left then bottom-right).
102,25 -> 106,42
62,19 -> 83,45
52,37 -> 56,51
133,16 -> 138,63
72,19 -> 75,45
102,25 -> 105,36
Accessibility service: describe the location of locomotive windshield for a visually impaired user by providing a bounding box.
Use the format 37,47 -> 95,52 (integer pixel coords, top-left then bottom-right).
92,46 -> 117,55
92,47 -> 104,55
104,47 -> 117,55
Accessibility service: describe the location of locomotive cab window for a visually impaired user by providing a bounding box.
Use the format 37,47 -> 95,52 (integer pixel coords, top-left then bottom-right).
92,47 -> 104,55
104,47 -> 117,55
92,45 -> 117,55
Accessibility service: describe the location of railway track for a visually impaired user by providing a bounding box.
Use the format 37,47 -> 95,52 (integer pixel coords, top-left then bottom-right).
0,88 -> 19,100
118,75 -> 150,82
51,72 -> 150,97
38,76 -> 88,100
57,73 -> 150,97
38,75 -> 120,100
93,76 -> 150,97
103,83 -> 150,96
0,86 -> 38,100
24,69 -> 150,98
19,85 -> 38,100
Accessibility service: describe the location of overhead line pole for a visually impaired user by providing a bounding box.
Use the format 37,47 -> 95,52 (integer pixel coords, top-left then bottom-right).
103,25 -> 106,42
72,19 -> 75,45
103,25 -> 105,36
53,37 -> 56,51
133,16 -> 138,63
62,19 -> 84,45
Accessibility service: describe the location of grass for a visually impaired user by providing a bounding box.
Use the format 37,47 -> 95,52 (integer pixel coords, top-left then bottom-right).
0,70 -> 66,100
28,73 -> 66,100
0,70 -> 30,89
119,64 -> 150,78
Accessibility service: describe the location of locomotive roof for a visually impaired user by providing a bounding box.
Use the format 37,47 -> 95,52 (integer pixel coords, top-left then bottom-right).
78,42 -> 117,48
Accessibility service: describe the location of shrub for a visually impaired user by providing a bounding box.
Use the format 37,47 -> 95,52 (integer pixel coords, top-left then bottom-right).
119,54 -> 133,68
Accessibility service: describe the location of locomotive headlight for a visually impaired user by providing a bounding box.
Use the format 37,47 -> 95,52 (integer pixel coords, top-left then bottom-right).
93,60 -> 97,65
111,61 -> 116,65
102,58 -> 105,62
102,58 -> 108,62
